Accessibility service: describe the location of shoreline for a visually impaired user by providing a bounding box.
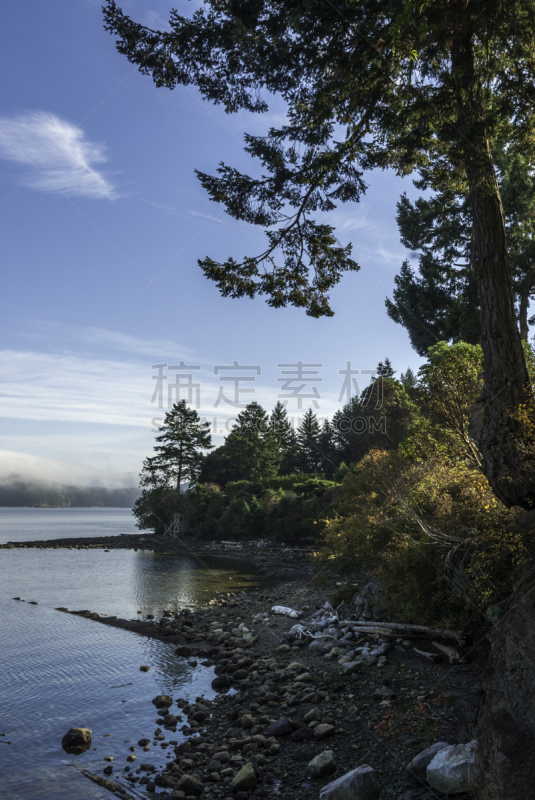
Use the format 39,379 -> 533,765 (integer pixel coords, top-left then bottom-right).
0,533 -> 312,574
52,562 -> 482,800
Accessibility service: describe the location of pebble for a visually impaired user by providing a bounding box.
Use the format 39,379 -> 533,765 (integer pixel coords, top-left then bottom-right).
306,750 -> 337,778
314,723 -> 336,741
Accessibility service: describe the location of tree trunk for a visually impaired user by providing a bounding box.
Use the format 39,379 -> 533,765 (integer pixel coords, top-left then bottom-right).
451,32 -> 535,509
478,568 -> 535,798
176,443 -> 183,493
451,27 -> 535,800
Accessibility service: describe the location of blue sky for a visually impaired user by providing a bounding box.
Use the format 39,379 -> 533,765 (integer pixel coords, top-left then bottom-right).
0,0 -> 423,488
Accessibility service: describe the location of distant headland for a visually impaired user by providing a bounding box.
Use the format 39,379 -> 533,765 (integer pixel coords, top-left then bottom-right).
0,481 -> 139,508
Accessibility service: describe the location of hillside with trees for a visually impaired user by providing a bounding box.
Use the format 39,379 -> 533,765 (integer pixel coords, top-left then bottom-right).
0,482 -> 139,507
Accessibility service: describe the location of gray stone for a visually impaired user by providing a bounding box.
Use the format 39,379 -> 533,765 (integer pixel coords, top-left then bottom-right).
175,774 -> 204,796
314,723 -> 336,741
267,716 -> 293,737
319,764 -> 379,800
341,661 -> 361,676
373,686 -> 396,701
405,742 -> 449,782
306,749 -> 337,778
427,740 -> 480,795
230,761 -> 258,791
304,708 -> 322,723
61,727 -> 92,755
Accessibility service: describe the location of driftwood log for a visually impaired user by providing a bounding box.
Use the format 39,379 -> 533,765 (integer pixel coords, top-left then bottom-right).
336,620 -> 465,645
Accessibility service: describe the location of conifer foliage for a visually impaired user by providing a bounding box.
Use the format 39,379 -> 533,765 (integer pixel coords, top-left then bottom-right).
103,0 -> 535,506
140,400 -> 213,492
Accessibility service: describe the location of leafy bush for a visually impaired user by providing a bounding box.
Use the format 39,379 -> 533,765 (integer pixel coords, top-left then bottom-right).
317,449 -> 529,625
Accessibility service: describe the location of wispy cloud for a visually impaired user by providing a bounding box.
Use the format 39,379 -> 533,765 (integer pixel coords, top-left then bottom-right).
138,198 -> 235,227
20,321 -> 203,362
0,111 -> 116,199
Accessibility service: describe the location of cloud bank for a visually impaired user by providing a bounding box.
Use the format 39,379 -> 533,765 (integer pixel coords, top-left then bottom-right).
0,111 -> 116,199
0,449 -> 127,487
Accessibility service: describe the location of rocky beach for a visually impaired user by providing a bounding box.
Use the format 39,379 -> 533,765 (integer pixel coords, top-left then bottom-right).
36,538 -> 486,800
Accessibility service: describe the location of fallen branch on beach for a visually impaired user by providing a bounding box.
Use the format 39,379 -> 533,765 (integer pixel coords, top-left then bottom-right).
334,620 -> 465,645
412,647 -> 438,661
272,605 -> 300,618
432,640 -> 462,663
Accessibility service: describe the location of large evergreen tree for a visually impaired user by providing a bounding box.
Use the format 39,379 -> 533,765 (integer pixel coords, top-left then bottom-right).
141,400 -> 213,492
296,409 -> 322,473
134,400 -> 212,533
103,0 -> 535,506
269,401 -> 299,474
386,149 -> 535,354
200,402 -> 281,484
318,418 -> 338,478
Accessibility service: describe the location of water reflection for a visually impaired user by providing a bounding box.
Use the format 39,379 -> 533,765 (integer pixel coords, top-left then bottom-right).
1,548 -> 272,621
131,551 -> 266,616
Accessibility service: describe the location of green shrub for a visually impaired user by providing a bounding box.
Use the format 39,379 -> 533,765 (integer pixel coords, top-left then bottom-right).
317,449 -> 529,625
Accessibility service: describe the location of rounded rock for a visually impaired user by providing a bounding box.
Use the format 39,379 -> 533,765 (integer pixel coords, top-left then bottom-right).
61,727 -> 92,755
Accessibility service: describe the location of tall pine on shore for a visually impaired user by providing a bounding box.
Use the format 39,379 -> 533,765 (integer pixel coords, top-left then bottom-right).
141,400 -> 212,492
134,401 -> 212,533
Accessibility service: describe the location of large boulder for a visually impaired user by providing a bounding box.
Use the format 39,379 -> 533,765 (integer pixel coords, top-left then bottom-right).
61,727 -> 92,755
306,750 -> 337,778
230,762 -> 258,792
319,764 -> 379,800
426,741 -> 480,795
405,742 -> 449,782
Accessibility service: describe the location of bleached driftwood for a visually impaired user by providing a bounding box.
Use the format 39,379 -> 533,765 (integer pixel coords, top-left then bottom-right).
432,640 -> 461,663
412,647 -> 438,660
272,605 -> 300,618
338,620 -> 464,645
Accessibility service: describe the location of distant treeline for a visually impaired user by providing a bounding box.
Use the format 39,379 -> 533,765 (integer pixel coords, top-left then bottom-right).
0,481 -> 139,508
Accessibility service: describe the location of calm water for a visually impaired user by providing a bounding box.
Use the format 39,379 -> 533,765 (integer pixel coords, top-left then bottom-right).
0,506 -> 139,545
0,508 -> 270,800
